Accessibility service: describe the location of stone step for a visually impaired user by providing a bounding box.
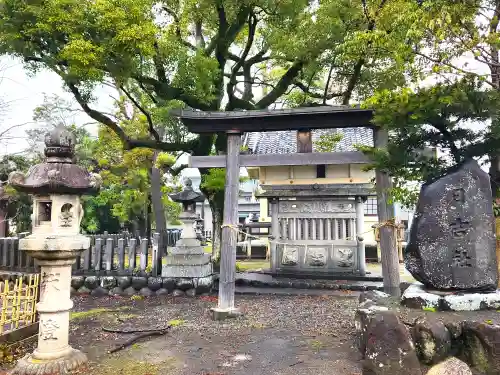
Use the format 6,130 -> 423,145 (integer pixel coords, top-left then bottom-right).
214,272 -> 384,292
234,286 -> 362,297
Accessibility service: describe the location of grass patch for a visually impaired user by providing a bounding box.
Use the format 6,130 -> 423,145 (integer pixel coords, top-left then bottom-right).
168,319 -> 185,327
236,260 -> 270,271
96,357 -> 177,375
308,339 -> 324,352
70,306 -> 130,321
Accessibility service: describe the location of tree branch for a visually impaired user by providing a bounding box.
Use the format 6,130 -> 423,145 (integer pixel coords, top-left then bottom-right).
67,81 -> 197,152
227,13 -> 258,109
133,74 -> 212,110
195,20 -> 205,49
162,6 -> 196,51
293,79 -> 343,100
343,58 -> 364,104
414,50 -> 495,87
255,60 -> 305,109
120,85 -> 160,142
323,63 -> 335,105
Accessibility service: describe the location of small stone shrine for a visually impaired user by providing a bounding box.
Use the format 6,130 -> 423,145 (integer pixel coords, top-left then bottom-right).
162,178 -> 213,294
403,159 -> 499,311
8,125 -> 101,375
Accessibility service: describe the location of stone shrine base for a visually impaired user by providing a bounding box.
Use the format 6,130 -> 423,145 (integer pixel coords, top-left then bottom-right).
401,282 -> 500,311
11,348 -> 87,375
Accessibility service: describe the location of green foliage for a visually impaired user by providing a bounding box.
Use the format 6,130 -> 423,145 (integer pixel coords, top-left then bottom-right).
155,153 -> 176,169
314,133 -> 343,153
0,155 -> 34,233
0,0 -> 460,222
361,77 -> 500,208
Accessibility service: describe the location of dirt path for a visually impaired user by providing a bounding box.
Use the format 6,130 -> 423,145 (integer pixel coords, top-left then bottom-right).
63,294 -> 362,375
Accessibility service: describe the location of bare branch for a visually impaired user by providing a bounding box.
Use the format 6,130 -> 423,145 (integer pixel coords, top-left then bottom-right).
293,79 -> 343,100
67,81 -> 197,152
120,85 -> 160,142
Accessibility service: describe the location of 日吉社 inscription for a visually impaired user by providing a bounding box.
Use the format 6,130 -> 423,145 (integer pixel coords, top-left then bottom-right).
404,159 -> 497,291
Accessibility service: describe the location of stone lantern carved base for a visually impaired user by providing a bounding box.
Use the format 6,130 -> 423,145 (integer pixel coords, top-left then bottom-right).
11,348 -> 87,375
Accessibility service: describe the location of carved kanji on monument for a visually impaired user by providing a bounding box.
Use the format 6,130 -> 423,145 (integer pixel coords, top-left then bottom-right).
405,160 -> 498,291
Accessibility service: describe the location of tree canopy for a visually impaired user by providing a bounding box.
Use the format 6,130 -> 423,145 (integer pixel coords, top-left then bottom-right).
362,77 -> 500,207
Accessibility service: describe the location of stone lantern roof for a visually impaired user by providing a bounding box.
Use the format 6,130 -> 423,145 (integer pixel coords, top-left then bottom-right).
8,125 -> 101,195
169,178 -> 205,204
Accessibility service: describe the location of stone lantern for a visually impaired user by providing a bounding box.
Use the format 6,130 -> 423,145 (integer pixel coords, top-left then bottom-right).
8,125 -> 101,375
162,178 -> 212,294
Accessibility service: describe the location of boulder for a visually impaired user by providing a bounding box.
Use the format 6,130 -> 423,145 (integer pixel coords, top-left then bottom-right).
71,276 -> 85,290
359,290 -> 392,306
147,277 -> 162,292
405,160 -> 498,291
162,277 -> 176,292
139,287 -> 153,297
90,287 -> 109,297
413,318 -> 451,365
100,276 -> 117,289
426,357 -> 472,375
109,287 -> 124,296
76,286 -> 91,295
462,321 -> 500,375
156,288 -> 169,296
131,276 -> 148,290
116,276 -> 132,289
194,276 -> 213,294
172,289 -> 185,297
83,276 -> 99,290
355,300 -> 389,355
124,286 -> 136,296
362,311 -> 422,375
186,288 -> 196,297
177,278 -> 194,291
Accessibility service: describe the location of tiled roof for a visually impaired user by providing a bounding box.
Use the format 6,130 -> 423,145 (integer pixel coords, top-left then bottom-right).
242,128 -> 373,154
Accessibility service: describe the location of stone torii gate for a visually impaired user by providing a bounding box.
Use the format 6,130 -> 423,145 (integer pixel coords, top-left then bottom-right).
175,106 -> 401,319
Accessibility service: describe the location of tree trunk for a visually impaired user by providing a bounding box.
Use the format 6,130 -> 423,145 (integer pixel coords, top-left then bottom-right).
209,191 -> 224,260
151,150 -> 167,251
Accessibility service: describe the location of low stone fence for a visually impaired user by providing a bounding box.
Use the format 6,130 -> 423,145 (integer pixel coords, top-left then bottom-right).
69,274 -> 213,298
355,290 -> 497,374
0,230 -> 183,277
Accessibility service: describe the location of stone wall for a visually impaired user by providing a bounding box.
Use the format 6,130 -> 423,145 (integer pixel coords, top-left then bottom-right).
68,275 -> 213,297
356,290 -> 500,374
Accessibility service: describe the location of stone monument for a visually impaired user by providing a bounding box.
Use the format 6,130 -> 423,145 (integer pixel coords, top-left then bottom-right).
162,178 -> 213,294
9,125 -> 101,375
402,159 -> 499,311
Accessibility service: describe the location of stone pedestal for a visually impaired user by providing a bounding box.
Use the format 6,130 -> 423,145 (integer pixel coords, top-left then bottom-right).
401,282 -> 500,311
11,234 -> 89,375
162,211 -> 213,291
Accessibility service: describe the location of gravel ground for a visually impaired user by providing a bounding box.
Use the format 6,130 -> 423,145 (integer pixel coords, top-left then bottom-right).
61,294 -> 363,375
3,292 -> 498,374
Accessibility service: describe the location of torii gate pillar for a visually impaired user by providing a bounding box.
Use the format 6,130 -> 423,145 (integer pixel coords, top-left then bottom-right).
211,131 -> 242,320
